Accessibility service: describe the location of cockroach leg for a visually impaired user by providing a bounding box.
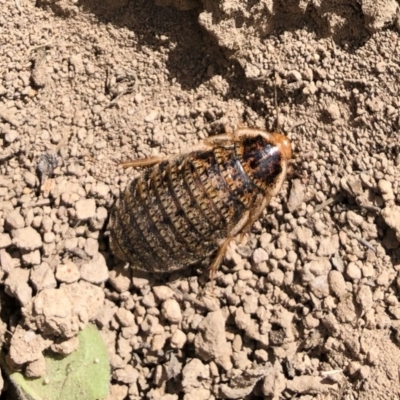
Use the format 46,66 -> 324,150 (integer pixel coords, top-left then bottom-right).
209,236 -> 235,280
203,132 -> 235,147
238,196 -> 270,242
119,156 -> 169,169
208,209 -> 251,283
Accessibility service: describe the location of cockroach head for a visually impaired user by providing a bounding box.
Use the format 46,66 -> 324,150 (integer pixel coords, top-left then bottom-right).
271,132 -> 292,161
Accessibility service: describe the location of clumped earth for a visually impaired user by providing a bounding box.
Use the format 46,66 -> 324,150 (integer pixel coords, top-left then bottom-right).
0,0 -> 400,399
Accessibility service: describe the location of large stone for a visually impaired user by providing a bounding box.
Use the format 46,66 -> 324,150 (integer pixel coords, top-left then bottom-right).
12,227 -> 42,251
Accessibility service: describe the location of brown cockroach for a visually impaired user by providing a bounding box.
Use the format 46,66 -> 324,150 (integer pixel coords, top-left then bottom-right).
109,127 -> 292,274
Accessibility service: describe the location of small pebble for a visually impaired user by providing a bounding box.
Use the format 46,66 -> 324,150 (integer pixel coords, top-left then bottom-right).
326,102 -> 341,120
115,308 -> 135,327
22,250 -> 41,265
5,268 -> 32,306
90,183 -> 110,198
194,310 -> 232,370
356,285 -> 373,312
309,276 -> 330,298
303,313 -> 320,329
153,285 -> 175,301
51,336 -> 79,356
55,260 -> 81,283
252,248 -> 268,264
84,238 -> 99,257
30,263 -> 57,291
25,356 -> 46,378
5,209 -> 25,229
328,270 -> 347,298
151,333 -> 167,351
170,329 -> 186,349
346,262 -> 362,281
134,93 -> 143,104
161,299 -> 182,324
0,249 -> 15,273
287,179 -> 305,212
237,269 -> 253,281
37,152 -> 58,183
347,211 -> 364,227
377,270 -> 390,286
108,264 -> 132,293
12,227 -> 42,251
80,253 -> 109,284
75,198 -> 96,220
113,364 -> 139,385
142,292 -> 157,308
144,110 -> 158,122
358,365 -> 370,380
182,358 -> 209,389
287,69 -> 302,81
23,171 -> 37,188
378,179 -> 394,202
268,269 -> 285,286
43,232 -> 55,244
4,130 -> 19,143
41,215 -> 53,232
0,233 -> 12,248
242,295 -> 258,314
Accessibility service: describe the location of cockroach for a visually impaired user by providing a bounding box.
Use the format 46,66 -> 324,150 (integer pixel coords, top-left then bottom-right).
109,127 -> 292,274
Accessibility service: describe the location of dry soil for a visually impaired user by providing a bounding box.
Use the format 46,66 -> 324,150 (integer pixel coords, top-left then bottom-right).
1,0 -> 400,399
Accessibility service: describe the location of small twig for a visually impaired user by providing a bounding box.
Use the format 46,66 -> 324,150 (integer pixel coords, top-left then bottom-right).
167,284 -> 209,310
308,194 -> 343,217
28,198 -> 51,207
105,67 -> 113,95
105,87 -> 134,109
343,78 -> 370,86
320,369 -> 343,377
356,203 -> 381,213
330,37 -> 337,57
67,247 -> 90,260
14,0 -> 23,13
347,232 -> 376,253
287,120 -> 306,133
274,73 -> 280,132
29,37 -> 59,53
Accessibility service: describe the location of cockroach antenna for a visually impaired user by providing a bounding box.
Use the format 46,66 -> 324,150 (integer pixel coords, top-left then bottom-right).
274,72 -> 281,133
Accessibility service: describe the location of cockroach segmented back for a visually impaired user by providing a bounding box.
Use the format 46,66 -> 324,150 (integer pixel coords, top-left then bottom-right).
109,128 -> 292,273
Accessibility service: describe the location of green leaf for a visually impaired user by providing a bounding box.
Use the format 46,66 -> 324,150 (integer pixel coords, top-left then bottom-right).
2,324 -> 110,400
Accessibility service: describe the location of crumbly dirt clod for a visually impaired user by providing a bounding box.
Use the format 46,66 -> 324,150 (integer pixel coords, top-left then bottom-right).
0,0 -> 400,398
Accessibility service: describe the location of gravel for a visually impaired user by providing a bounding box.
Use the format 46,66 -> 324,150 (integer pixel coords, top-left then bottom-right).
0,0 -> 400,398
11,227 -> 42,251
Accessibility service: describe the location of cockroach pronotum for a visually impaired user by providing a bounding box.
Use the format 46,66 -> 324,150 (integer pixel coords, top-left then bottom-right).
109,127 -> 292,275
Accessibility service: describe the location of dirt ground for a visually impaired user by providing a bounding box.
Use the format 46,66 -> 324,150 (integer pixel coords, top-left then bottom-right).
1,0 -> 400,399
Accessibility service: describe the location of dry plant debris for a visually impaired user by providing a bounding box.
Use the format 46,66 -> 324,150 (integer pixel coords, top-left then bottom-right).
0,0 -> 400,399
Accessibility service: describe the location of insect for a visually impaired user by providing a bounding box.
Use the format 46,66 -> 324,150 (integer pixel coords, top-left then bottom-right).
109,127 -> 292,274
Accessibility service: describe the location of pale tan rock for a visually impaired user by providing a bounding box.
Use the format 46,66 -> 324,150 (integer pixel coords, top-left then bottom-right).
161,299 -> 182,324
194,310 -> 232,370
